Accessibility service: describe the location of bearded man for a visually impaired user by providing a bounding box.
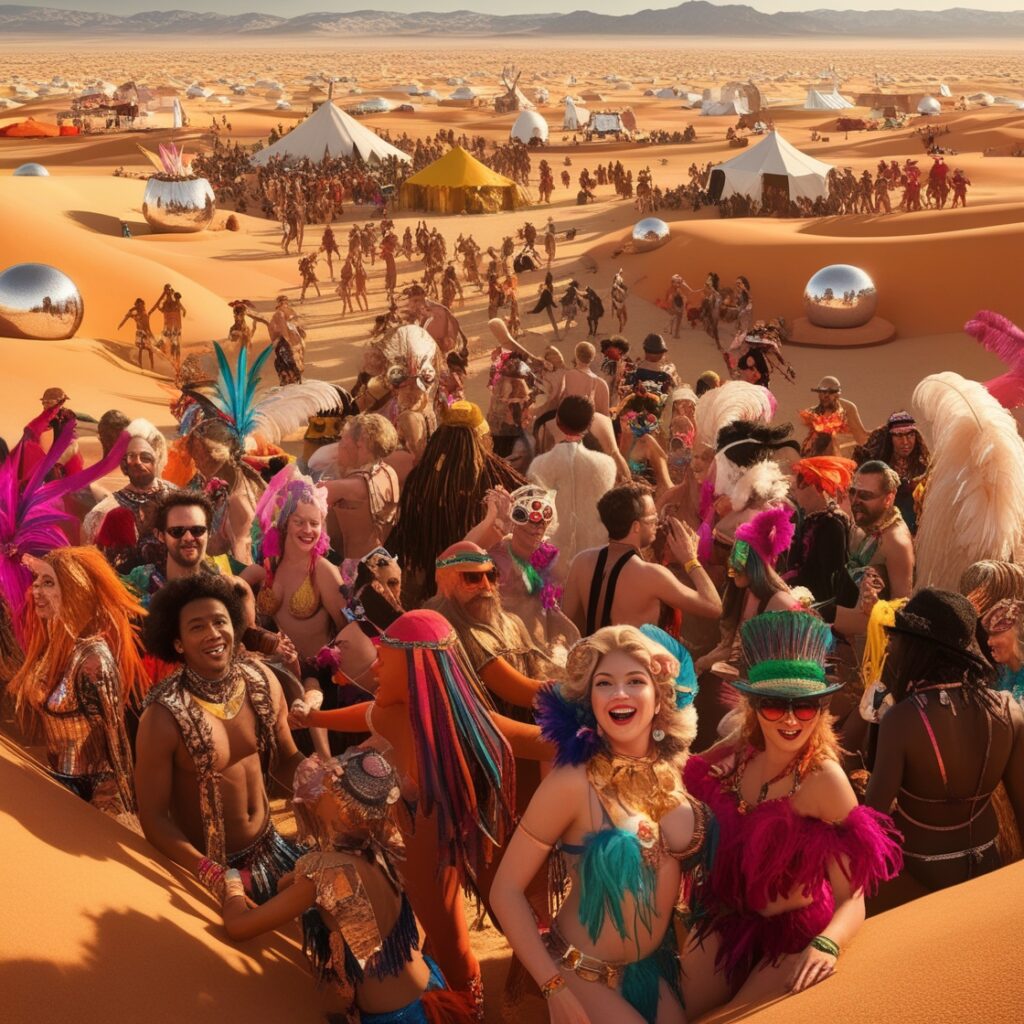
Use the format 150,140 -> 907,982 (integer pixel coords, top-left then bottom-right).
83,418 -> 177,566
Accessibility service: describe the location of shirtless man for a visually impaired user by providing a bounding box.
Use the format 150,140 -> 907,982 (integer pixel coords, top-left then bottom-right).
317,413 -> 401,580
562,482 -> 722,636
118,298 -> 157,370
150,285 -> 186,364
268,295 -> 306,369
136,575 -> 305,905
834,460 -> 914,638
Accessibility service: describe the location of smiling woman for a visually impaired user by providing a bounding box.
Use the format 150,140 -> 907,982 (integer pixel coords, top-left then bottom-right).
681,611 -> 902,1018
491,625 -> 712,1024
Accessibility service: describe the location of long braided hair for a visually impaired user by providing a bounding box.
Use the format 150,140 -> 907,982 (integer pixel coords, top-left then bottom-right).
390,421 -> 525,599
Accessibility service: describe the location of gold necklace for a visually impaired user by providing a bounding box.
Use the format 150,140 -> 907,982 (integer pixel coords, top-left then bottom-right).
190,675 -> 247,721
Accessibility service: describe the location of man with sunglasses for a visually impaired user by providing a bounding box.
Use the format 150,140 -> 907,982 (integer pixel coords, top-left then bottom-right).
835,460 -> 914,637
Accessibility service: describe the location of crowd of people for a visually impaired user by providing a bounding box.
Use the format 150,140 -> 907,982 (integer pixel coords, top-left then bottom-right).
3,261 -> 1023,1024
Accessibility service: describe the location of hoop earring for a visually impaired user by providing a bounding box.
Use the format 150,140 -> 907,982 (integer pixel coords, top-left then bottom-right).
652,728 -> 666,742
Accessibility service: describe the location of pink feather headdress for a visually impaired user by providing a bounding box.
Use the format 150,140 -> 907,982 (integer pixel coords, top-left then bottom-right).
963,310 -> 1024,410
733,505 -> 796,566
254,463 -> 329,563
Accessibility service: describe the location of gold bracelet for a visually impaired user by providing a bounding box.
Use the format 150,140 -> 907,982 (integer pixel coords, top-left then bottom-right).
684,557 -> 701,574
540,974 -> 566,999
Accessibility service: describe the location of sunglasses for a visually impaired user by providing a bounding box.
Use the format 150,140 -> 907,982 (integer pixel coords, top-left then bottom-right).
459,569 -> 498,586
848,487 -> 883,502
755,698 -> 823,722
166,525 -> 209,539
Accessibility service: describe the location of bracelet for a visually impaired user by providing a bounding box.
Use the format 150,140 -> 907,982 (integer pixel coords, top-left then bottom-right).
196,857 -> 226,897
809,935 -> 840,958
684,557 -> 701,574
540,974 -> 566,999
223,868 -> 246,901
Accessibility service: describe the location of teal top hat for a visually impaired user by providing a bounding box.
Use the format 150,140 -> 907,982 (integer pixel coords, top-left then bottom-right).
732,611 -> 843,699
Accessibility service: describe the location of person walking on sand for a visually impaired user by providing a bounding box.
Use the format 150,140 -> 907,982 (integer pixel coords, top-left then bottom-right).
118,299 -> 157,371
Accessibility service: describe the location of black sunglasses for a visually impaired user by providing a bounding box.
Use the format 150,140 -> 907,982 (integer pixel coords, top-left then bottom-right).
459,569 -> 498,586
166,525 -> 209,539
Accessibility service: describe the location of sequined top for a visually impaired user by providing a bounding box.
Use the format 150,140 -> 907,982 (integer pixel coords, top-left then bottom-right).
40,638 -> 124,778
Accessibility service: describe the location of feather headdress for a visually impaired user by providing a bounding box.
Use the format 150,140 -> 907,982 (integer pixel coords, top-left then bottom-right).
253,463 -> 329,563
184,341 -> 340,448
694,380 -> 775,453
733,505 -> 796,565
729,460 -> 790,512
912,371 -> 1024,591
963,310 -> 1024,410
0,418 -> 130,640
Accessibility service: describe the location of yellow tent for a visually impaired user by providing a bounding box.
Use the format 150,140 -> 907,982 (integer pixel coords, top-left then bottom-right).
399,146 -> 525,214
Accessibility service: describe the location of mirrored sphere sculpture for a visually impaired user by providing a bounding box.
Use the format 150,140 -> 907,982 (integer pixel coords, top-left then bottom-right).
13,163 -> 49,177
142,176 -> 216,233
803,264 -> 877,328
0,263 -> 84,340
632,217 -> 670,252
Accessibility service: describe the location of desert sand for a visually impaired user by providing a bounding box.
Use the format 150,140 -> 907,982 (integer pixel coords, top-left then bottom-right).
2,38 -> 1024,1022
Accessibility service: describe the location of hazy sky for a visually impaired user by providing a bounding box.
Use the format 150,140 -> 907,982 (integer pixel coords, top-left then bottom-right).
25,0 -> 1024,15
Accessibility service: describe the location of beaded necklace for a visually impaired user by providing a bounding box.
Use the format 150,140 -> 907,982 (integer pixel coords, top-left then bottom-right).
731,746 -> 804,815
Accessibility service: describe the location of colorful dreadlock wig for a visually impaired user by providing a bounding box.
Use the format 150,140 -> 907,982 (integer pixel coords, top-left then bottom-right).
381,610 -> 515,891
0,413 -> 130,641
8,547 -> 149,730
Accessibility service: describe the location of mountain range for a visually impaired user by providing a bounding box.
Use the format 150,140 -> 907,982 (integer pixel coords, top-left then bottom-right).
3,1 -> 1024,36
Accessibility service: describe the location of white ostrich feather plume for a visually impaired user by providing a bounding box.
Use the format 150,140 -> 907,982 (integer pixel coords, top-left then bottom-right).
912,371 -> 1024,591
695,381 -> 773,451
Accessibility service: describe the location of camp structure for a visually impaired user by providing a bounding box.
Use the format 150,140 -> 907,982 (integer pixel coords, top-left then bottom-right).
804,86 -> 855,110
399,146 -> 525,214
495,65 -> 535,114
251,100 -> 410,166
708,130 -> 833,204
917,95 -> 942,115
563,97 -> 590,131
511,109 -> 549,145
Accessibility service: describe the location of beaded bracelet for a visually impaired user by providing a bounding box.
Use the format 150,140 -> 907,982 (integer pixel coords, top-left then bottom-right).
810,935 -> 840,958
196,857 -> 226,897
540,974 -> 566,999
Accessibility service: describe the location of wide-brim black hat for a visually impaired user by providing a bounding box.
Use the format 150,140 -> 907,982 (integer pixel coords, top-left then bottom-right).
884,587 -> 988,666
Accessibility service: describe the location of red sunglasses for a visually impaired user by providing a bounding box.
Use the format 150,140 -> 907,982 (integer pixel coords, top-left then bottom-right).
755,698 -> 823,722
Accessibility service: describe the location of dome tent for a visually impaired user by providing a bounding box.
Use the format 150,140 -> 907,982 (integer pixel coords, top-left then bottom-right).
917,95 -> 942,115
709,130 -> 833,204
252,101 -> 410,166
399,146 -> 524,214
510,110 -> 548,144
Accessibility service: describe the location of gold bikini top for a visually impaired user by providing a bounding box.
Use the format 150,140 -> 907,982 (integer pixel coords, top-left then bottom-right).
256,572 -> 322,621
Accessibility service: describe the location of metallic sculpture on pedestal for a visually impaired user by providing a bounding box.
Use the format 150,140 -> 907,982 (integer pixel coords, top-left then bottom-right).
139,142 -> 215,233
803,264 -> 877,328
0,263 -> 84,340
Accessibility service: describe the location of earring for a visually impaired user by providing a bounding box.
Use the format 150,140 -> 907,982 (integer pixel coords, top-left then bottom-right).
652,728 -> 666,742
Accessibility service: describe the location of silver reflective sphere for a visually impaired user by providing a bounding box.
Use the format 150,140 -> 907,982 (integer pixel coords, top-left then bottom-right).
632,217 -> 670,252
0,263 -> 84,340
142,176 -> 216,233
13,163 -> 49,177
803,264 -> 877,328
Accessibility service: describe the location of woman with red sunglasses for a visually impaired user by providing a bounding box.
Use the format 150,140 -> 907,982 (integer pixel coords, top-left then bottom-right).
680,611 -> 902,1017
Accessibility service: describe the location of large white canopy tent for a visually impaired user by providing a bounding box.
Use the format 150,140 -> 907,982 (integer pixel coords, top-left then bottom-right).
803,87 -> 854,110
252,101 -> 411,166
709,130 -> 833,203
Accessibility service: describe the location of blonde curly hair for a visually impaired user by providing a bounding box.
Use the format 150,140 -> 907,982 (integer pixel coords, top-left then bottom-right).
562,625 -> 697,763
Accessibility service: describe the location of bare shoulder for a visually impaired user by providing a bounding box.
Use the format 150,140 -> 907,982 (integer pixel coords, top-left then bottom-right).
538,763 -> 589,799
315,557 -> 344,587
801,758 -> 857,819
137,700 -> 182,749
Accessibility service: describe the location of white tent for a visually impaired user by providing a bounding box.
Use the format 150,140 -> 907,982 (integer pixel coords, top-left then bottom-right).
275,100 -> 292,110
511,109 -> 549,144
449,86 -> 477,100
655,87 -> 678,99
252,100 -> 411,166
701,98 -> 749,116
803,87 -> 854,110
969,92 -> 995,105
939,83 -> 952,98
563,97 -> 590,131
711,130 -> 833,202
354,96 -> 392,113
917,95 -> 942,115
186,85 -> 212,99
172,97 -> 183,129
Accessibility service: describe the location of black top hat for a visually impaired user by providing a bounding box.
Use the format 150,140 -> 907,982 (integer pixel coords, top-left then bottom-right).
643,332 -> 668,354
886,588 -> 987,666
